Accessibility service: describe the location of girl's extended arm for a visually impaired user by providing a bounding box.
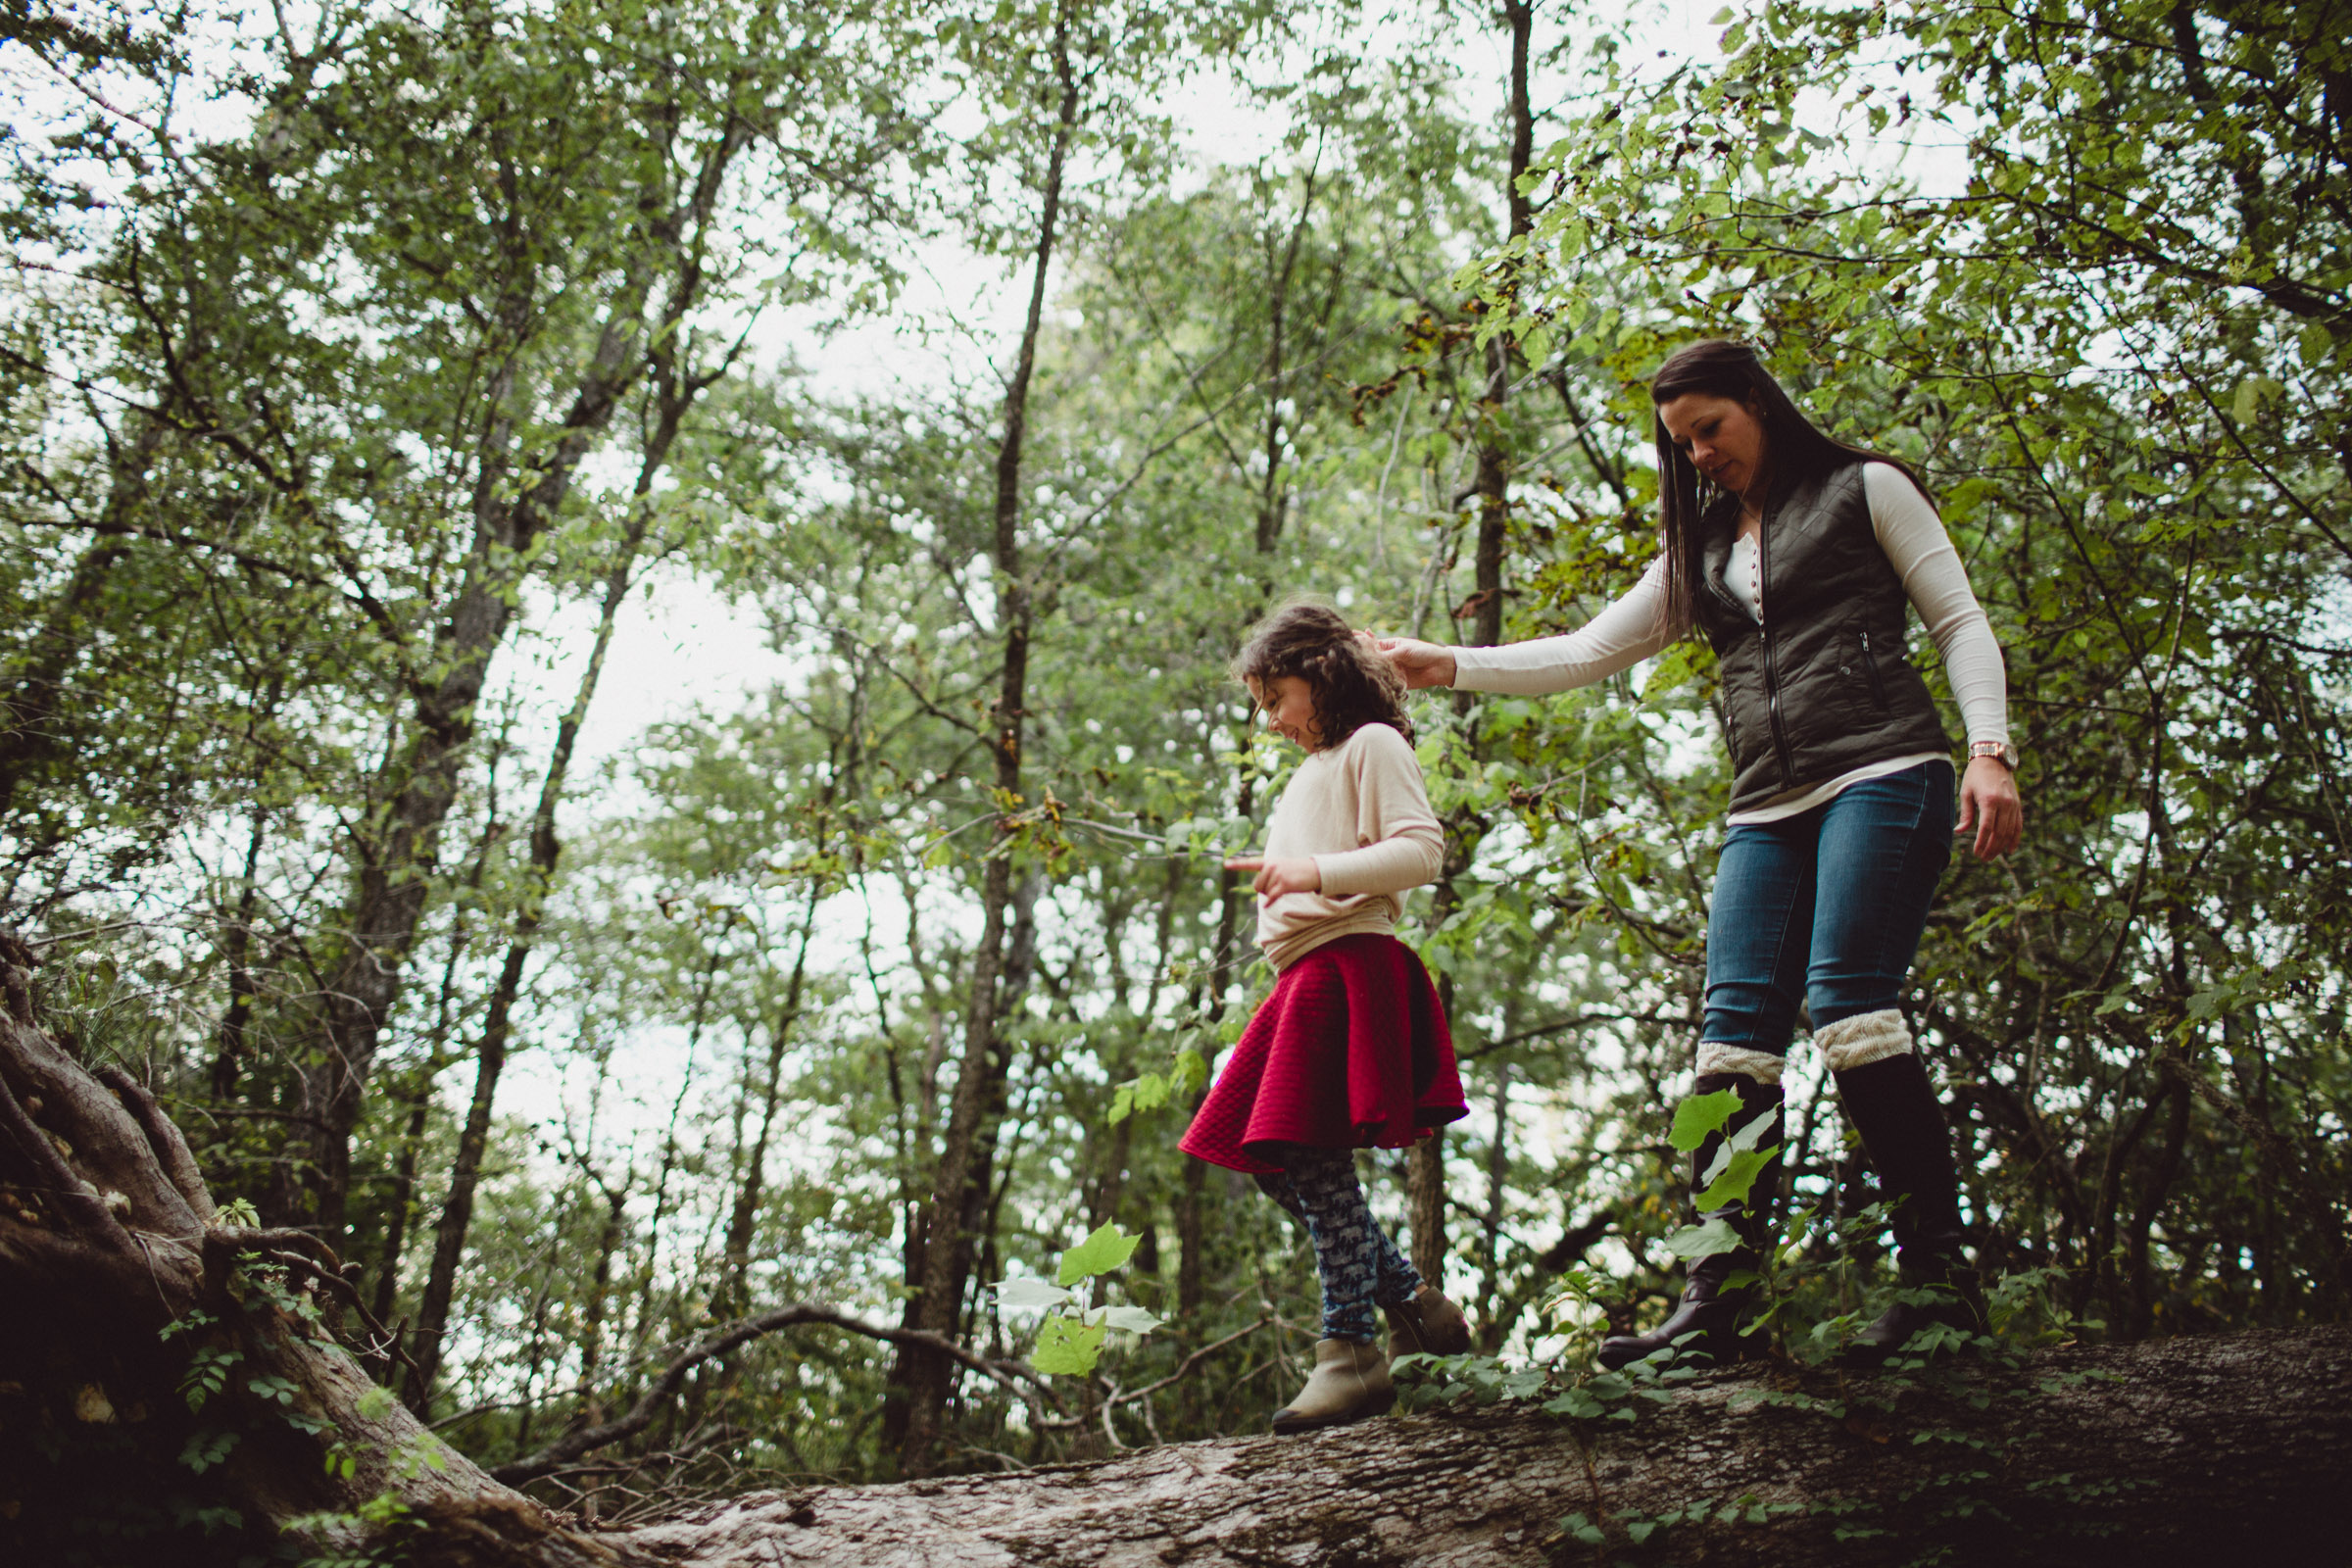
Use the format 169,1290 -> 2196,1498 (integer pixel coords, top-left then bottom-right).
1384,557 -> 1683,695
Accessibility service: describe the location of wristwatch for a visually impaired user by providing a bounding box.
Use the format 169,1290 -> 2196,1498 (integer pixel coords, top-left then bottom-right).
1969,740 -> 2019,769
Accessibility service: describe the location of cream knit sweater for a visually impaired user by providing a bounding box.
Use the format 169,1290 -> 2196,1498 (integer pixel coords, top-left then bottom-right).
1254,722 -> 1445,972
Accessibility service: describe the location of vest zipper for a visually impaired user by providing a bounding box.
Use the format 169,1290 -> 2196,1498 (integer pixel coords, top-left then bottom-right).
1757,512 -> 1797,785
1859,628 -> 1889,708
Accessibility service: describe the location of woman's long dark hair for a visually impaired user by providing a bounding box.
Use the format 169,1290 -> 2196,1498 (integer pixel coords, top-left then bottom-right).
1651,340 -> 1936,626
1232,601 -> 1414,749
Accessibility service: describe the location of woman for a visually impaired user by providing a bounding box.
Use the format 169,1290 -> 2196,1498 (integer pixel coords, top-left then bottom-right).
1377,339 -> 2023,1367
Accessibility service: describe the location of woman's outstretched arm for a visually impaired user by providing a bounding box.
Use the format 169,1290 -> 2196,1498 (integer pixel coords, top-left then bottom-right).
1376,557 -> 1682,695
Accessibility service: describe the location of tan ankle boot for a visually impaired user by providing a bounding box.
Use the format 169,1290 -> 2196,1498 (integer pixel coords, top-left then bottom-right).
1270,1338 -> 1395,1434
1384,1284 -> 1471,1362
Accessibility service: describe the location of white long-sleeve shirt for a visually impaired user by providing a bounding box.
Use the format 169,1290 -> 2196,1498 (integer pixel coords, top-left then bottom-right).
1450,464 -> 2011,822
1255,721 -> 1444,970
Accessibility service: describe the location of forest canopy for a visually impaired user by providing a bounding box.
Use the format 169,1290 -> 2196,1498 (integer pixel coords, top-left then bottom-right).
0,0 -> 2344,1540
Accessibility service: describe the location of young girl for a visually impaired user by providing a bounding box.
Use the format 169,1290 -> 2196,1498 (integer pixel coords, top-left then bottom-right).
1178,602 -> 1471,1434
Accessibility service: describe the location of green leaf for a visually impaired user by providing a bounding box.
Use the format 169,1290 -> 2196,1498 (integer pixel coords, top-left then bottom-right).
1030,1314 -> 1107,1376
1544,1388 -> 1605,1419
248,1374 -> 300,1405
995,1276 -> 1077,1310
2230,374 -> 2284,424
1694,1143 -> 1781,1210
1708,5 -> 1733,20
1096,1304 -> 1165,1335
1172,1048 -> 1208,1097
1056,1221 -> 1144,1286
1725,1107 -> 1777,1152
1640,639 -> 1710,702
1558,1509 -> 1606,1544
1663,1216 -> 1742,1261
1669,1090 -> 1742,1152
178,1429 -> 238,1474
2299,321 -> 2332,367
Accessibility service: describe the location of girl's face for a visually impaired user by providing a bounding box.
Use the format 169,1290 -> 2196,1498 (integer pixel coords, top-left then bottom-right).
1657,391 -> 1770,500
1250,674 -> 1323,749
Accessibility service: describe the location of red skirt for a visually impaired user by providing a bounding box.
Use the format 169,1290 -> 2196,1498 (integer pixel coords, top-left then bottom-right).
1179,932 -> 1467,1175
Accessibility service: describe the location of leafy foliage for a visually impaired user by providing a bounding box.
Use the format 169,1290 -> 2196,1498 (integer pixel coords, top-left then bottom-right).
0,0 -> 2342,1529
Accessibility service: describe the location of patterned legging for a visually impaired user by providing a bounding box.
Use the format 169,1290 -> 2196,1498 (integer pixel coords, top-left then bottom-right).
1255,1146 -> 1422,1343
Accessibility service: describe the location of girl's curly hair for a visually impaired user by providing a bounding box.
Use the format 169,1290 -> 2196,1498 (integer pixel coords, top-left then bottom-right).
1231,601 -> 1414,749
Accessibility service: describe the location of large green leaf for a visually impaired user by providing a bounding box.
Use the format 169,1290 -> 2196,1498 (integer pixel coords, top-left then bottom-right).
1056,1221 -> 1144,1286
1030,1315 -> 1108,1377
1662,1216 -> 1742,1262
1095,1304 -> 1165,1335
1693,1144 -> 1781,1210
1668,1090 -> 1742,1152
995,1277 -> 1076,1311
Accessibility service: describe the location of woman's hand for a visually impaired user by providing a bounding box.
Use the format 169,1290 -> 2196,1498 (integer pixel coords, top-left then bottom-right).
1955,757 -> 2024,859
1224,855 -> 1322,898
1364,633 -> 1457,690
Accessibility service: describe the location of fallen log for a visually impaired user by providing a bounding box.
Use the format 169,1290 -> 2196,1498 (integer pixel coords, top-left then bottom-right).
2,931 -> 2346,1567
586,1322 -> 2352,1568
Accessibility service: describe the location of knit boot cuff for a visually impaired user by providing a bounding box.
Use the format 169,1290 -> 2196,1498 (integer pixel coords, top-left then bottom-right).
1696,1042 -> 1788,1085
1817,1008 -> 1915,1072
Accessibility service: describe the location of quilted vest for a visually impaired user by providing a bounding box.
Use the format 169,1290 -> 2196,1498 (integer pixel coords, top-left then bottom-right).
1690,462 -> 1952,812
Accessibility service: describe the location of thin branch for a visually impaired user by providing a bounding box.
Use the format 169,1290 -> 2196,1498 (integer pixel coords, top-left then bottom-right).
489,1301 -> 1046,1485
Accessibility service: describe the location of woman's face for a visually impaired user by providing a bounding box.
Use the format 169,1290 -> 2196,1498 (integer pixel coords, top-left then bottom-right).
1250,674 -> 1323,749
1657,391 -> 1769,500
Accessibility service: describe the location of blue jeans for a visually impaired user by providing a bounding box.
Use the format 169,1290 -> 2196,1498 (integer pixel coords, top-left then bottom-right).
1703,761 -> 1954,1052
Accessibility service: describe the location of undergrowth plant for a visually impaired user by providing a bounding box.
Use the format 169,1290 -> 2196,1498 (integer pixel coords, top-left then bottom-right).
1389,1084 -> 2112,1563
994,1222 -> 1167,1376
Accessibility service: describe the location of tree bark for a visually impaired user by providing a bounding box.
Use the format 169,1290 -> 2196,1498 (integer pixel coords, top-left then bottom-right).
1414,0 -> 1537,1293
286,100 -> 760,1245
604,1327 -> 2351,1568
402,272 -> 725,1412
896,0 -> 1082,1479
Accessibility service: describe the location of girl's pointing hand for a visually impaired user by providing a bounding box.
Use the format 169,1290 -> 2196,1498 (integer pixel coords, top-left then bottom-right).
1224,855 -> 1323,897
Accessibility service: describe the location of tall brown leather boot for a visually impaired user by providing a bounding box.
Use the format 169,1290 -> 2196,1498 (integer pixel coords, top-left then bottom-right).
1598,1069 -> 1784,1369
1827,1019 -> 1986,1365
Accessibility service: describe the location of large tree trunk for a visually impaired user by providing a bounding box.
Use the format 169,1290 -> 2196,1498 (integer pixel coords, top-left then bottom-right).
1413,0 -> 1538,1288
895,1 -> 1083,1480
613,1326 -> 2351,1568
285,102 -> 761,1246
287,298 -> 649,1243
0,934 -> 554,1564
401,277 -> 732,1413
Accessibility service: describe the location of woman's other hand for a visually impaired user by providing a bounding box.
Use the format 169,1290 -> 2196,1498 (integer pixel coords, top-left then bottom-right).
1224,856 -> 1322,898
1955,757 -> 2023,859
1364,633 -> 1457,690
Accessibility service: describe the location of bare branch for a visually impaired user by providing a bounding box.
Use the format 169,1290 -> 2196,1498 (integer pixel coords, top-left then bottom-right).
490,1302 -> 1045,1485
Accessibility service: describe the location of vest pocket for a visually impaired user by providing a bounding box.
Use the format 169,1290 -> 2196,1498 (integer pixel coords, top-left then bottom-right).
1857,629 -> 1889,709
